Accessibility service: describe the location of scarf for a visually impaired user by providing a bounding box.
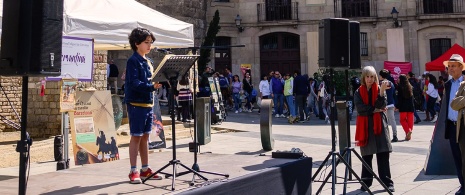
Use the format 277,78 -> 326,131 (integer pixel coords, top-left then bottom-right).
355,84 -> 382,147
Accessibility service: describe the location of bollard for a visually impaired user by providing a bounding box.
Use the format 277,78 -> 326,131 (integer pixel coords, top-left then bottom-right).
53,135 -> 63,161
260,99 -> 274,151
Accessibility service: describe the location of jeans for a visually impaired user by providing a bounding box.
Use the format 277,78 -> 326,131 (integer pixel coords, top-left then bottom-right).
386,107 -> 397,137
295,95 -> 307,120
427,96 -> 437,117
308,96 -> 319,116
233,93 -> 241,111
413,109 -> 421,121
273,93 -> 284,115
285,95 -> 296,117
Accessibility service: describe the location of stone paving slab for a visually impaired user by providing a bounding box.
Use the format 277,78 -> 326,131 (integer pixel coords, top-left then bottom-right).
0,110 -> 461,194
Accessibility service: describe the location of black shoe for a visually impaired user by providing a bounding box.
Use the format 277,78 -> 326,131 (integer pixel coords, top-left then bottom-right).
456,187 -> 463,195
391,136 -> 398,142
182,120 -> 191,123
414,119 -> 421,124
387,186 -> 395,192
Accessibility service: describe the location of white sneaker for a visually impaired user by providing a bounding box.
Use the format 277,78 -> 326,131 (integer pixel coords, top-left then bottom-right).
275,114 -> 280,118
248,109 -> 252,113
280,114 -> 286,118
431,115 -> 438,123
235,110 -> 238,114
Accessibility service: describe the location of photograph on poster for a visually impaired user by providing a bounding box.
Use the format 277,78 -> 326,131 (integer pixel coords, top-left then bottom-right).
74,117 -> 95,134
60,79 -> 78,112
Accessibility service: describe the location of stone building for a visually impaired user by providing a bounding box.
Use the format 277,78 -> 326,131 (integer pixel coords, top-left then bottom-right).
207,0 -> 465,83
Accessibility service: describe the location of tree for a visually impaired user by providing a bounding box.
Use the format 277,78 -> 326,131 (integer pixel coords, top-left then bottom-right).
197,10 -> 221,73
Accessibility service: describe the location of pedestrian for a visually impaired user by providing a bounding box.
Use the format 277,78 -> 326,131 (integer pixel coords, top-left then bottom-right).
407,72 -> 422,124
243,72 -> 253,112
443,54 -> 465,195
177,74 -> 193,123
318,75 -> 330,124
231,75 -> 243,113
283,73 -> 296,123
271,71 -> 285,118
308,77 -> 319,118
426,74 -> 439,123
124,27 -> 162,184
259,74 -> 271,113
293,70 -> 309,122
379,69 -> 398,142
354,66 -> 394,192
395,74 -> 415,141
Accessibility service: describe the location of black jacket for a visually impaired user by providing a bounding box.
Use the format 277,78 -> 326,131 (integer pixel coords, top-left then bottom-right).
395,87 -> 415,112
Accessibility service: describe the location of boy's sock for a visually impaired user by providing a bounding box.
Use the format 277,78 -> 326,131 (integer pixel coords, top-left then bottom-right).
141,165 -> 149,172
130,166 -> 137,173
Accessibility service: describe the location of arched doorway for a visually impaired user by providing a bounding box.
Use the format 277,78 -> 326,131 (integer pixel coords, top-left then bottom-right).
260,32 -> 300,76
214,36 -> 231,74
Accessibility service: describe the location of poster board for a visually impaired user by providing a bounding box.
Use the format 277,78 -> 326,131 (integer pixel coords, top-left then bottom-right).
69,91 -> 120,165
59,79 -> 78,112
48,36 -> 94,81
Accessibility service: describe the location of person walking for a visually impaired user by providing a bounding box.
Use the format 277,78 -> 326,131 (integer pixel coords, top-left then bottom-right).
124,27 -> 162,184
243,72 -> 253,112
283,73 -> 296,123
293,70 -> 309,122
231,75 -> 243,114
407,72 -> 422,124
318,75 -> 331,124
177,74 -> 193,123
395,74 -> 415,141
441,54 -> 465,195
354,66 -> 394,192
308,77 -> 319,118
426,74 -> 439,123
379,69 -> 398,142
259,74 -> 271,113
271,71 -> 285,118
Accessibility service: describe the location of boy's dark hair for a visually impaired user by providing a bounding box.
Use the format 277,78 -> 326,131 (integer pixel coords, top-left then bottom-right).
408,71 -> 415,78
379,69 -> 390,79
128,27 -> 155,52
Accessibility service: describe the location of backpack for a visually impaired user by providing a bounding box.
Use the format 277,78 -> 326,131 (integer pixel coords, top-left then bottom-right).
251,88 -> 258,97
218,77 -> 229,88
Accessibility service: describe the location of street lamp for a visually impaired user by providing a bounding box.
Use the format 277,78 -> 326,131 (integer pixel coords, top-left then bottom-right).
235,14 -> 244,32
391,7 -> 401,28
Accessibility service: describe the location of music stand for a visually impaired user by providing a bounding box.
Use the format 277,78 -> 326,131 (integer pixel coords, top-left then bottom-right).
142,55 -> 208,191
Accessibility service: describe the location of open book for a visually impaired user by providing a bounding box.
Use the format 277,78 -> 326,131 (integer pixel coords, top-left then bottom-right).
152,54 -> 199,82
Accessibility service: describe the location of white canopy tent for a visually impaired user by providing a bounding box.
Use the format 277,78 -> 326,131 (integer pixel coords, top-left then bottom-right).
0,0 -> 194,50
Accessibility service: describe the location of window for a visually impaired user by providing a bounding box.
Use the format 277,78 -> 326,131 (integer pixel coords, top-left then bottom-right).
341,0 -> 371,18
360,32 -> 368,56
423,0 -> 453,14
430,38 -> 451,61
261,35 -> 279,50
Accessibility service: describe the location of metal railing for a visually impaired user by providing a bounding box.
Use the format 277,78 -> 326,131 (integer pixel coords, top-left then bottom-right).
416,0 -> 465,15
257,2 -> 299,22
334,0 -> 377,18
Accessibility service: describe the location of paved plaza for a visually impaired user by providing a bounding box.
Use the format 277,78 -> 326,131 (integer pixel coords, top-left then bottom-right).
0,110 -> 461,194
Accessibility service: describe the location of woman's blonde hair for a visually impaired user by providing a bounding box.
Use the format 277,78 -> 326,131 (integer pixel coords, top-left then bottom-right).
360,66 -> 379,86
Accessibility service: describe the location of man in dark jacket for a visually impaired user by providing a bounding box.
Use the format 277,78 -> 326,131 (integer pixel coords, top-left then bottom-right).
270,71 -> 285,118
293,70 -> 309,122
379,69 -> 398,142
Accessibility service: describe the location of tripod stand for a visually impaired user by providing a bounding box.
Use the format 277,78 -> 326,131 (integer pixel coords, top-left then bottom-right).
311,68 -> 392,195
143,75 -> 208,190
189,64 -> 229,182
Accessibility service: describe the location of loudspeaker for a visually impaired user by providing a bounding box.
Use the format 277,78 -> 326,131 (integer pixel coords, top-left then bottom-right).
318,18 -> 349,68
349,21 -> 361,69
1,0 -> 63,76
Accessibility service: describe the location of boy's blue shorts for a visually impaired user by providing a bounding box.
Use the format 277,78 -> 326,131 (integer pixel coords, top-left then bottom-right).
127,104 -> 153,136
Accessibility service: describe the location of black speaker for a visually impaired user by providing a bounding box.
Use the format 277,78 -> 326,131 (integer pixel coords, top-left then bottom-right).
1,0 -> 63,76
349,21 -> 361,69
318,18 -> 349,68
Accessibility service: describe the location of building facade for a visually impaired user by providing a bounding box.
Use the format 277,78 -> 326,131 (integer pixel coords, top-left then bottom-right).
207,0 -> 465,83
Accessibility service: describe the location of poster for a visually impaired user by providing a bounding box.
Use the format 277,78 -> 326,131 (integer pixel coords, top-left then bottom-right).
240,64 -> 252,77
384,61 -> 412,82
149,94 -> 167,149
69,91 -> 119,165
48,36 -> 94,81
60,79 -> 78,112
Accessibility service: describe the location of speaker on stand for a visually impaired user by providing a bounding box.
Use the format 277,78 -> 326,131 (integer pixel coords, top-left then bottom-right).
318,18 -> 349,68
349,21 -> 361,70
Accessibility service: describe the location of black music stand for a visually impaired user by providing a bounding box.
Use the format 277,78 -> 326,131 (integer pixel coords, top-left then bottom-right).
311,68 -> 393,195
142,55 -> 208,190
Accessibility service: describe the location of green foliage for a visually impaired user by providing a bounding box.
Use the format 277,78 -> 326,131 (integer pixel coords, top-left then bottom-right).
313,69 -> 360,96
197,10 -> 221,73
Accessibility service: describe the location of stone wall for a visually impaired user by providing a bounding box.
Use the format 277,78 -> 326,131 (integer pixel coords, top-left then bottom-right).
136,0 -> 207,47
0,51 -> 108,137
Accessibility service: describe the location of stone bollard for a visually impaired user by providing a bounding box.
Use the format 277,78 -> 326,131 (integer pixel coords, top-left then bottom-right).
260,99 -> 274,151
